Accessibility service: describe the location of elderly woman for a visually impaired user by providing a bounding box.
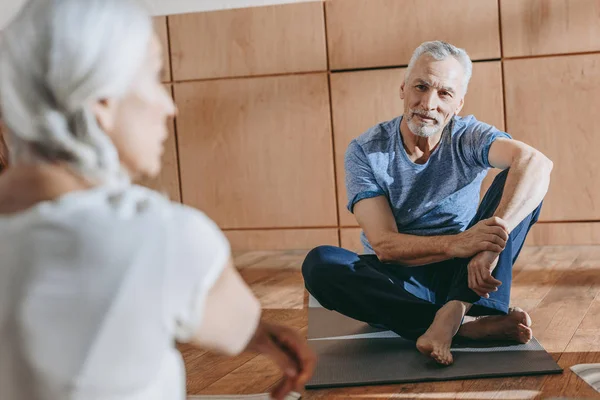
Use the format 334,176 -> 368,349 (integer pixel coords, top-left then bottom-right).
0,1 -> 314,399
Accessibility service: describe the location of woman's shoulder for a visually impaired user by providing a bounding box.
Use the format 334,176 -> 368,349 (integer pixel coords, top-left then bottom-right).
1,183 -> 209,231
128,185 -> 214,221
0,183 -> 226,251
127,185 -> 231,269
94,184 -> 218,233
126,185 -> 225,239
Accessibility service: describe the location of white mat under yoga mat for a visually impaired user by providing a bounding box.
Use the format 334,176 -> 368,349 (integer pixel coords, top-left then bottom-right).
571,364 -> 600,394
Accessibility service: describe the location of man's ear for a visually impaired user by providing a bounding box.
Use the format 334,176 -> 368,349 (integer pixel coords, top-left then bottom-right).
91,98 -> 118,134
400,81 -> 406,100
455,97 -> 465,115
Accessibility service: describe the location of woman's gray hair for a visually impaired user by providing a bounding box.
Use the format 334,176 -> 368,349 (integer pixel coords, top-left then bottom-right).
404,41 -> 473,95
0,0 -> 153,185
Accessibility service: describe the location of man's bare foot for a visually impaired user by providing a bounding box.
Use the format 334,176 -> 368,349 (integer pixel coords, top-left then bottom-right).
457,307 -> 533,343
416,334 -> 453,366
416,301 -> 469,366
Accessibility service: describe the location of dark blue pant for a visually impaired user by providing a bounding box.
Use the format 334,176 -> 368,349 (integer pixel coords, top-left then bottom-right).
302,169 -> 542,341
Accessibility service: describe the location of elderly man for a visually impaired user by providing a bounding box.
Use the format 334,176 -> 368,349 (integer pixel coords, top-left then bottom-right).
302,41 -> 553,366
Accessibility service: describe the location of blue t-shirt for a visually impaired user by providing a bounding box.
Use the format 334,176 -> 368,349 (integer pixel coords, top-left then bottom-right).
345,114 -> 511,254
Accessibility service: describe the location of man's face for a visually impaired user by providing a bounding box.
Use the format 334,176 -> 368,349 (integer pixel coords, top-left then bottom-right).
401,54 -> 466,138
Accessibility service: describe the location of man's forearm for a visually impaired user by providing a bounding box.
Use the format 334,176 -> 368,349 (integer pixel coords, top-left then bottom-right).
493,153 -> 553,232
372,231 -> 454,266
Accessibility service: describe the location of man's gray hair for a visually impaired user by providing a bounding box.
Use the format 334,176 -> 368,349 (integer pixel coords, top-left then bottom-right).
0,0 -> 152,185
404,41 -> 473,94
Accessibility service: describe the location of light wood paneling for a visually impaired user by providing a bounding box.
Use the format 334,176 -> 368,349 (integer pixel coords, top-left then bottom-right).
200,351 -> 297,395
526,223 -> 600,246
233,250 -> 309,270
510,246 -> 581,314
330,68 -> 404,226
564,294 -> 600,352
137,85 -> 181,202
504,54 -> 600,222
224,229 -> 339,251
331,62 -> 504,226
175,73 -> 337,229
501,0 -> 600,58
340,228 -> 363,254
461,61 -> 505,131
464,60 -> 506,203
183,349 -> 255,394
325,0 -> 500,70
153,16 -> 171,82
169,2 -> 327,81
183,309 -> 306,394
527,248 -> 600,353
541,351 -> 600,399
241,267 -> 305,309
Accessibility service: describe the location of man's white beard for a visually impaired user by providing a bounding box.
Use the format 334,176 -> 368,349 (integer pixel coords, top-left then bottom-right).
406,110 -> 443,137
407,119 -> 440,138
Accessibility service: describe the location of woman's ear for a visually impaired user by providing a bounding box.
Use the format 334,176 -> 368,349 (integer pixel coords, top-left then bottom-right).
91,98 -> 118,134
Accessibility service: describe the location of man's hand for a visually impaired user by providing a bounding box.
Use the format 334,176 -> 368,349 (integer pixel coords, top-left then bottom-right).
449,217 -> 510,258
468,250 -> 502,298
245,321 -> 316,400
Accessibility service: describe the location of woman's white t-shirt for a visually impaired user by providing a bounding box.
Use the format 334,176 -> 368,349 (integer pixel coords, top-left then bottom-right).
0,184 -> 231,400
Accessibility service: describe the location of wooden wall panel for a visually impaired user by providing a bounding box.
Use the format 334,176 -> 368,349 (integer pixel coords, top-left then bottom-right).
461,61 -> 505,131
325,0 -> 500,70
169,2 -> 327,81
330,68 -> 403,227
526,223 -> 600,246
137,85 -> 181,202
504,54 -> 600,221
225,229 -> 339,251
501,0 -> 600,58
468,63 -> 505,202
174,73 -> 337,229
331,61 -> 505,226
340,228 -> 364,254
153,1 -> 598,248
153,16 -> 171,82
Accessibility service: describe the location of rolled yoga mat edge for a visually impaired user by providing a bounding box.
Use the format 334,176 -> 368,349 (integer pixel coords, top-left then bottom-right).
305,357 -> 563,390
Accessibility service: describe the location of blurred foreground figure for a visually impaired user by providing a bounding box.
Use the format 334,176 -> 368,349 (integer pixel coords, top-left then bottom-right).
0,1 -> 315,399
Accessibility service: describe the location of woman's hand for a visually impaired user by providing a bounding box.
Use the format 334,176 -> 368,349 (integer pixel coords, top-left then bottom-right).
245,321 -> 317,400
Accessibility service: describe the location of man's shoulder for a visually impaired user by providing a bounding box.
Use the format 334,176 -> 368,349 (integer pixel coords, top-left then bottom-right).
451,114 -> 506,135
451,114 -> 480,132
352,116 -> 402,149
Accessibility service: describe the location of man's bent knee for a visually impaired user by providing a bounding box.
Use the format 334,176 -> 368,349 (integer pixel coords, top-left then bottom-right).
302,245 -> 340,282
301,245 -> 358,289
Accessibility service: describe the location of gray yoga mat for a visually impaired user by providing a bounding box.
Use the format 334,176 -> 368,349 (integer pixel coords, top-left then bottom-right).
306,296 -> 563,389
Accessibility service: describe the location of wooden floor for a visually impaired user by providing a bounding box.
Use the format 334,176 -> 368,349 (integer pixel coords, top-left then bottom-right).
179,246 -> 600,399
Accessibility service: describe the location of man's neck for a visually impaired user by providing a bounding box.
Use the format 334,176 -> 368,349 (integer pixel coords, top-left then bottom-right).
399,117 -> 445,164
